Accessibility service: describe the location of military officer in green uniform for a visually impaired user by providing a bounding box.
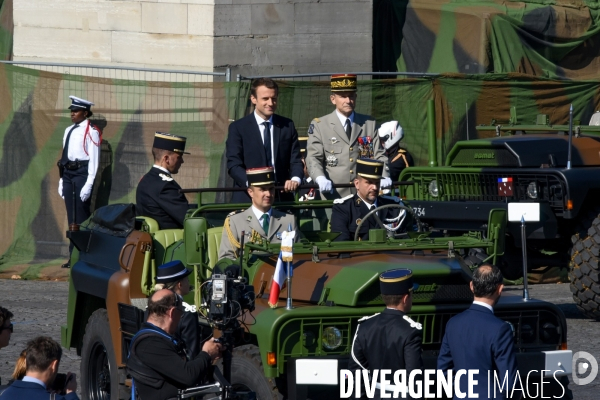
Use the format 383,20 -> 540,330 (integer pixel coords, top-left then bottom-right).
219,167 -> 297,260
330,159 -> 406,241
306,74 -> 390,199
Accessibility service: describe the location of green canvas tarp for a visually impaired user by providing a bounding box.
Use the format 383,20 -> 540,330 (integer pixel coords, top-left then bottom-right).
1,63 -> 600,271
375,0 -> 600,79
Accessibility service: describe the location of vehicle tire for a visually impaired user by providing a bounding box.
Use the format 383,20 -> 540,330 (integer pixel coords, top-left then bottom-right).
569,215 -> 600,321
81,309 -> 129,400
218,344 -> 283,400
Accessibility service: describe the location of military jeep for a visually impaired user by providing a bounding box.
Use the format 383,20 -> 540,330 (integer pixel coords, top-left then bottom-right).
400,108 -> 600,320
61,192 -> 571,399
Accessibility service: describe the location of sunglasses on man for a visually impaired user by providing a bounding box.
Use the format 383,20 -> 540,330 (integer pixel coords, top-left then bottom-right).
0,323 -> 13,333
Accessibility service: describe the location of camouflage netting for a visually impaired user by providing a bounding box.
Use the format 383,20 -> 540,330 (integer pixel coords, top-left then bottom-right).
1,63 -> 600,269
0,63 -> 246,268
375,0 -> 600,79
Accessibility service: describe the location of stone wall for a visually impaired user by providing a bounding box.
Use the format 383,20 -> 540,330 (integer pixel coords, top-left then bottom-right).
11,0 -> 372,76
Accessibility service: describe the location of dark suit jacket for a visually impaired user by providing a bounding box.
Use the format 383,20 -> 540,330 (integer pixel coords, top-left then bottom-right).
330,194 -> 406,241
0,380 -> 79,400
437,303 -> 519,399
136,167 -> 190,229
226,113 -> 303,203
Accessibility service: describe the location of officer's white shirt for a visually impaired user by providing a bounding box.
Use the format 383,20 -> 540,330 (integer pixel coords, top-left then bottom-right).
251,205 -> 272,223
253,111 -> 301,184
335,110 -> 355,130
63,120 -> 100,187
357,193 -> 378,210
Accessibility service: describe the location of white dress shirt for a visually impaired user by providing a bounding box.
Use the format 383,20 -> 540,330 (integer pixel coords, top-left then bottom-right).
335,110 -> 355,131
253,111 -> 301,184
62,119 -> 100,186
473,300 -> 494,313
252,206 -> 272,233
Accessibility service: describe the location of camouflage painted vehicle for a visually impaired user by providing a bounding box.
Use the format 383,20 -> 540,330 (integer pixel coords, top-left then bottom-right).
61,193 -> 571,399
400,107 -> 600,320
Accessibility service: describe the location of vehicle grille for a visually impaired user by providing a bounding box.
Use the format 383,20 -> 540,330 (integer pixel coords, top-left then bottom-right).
402,171 -> 566,212
276,309 -> 562,371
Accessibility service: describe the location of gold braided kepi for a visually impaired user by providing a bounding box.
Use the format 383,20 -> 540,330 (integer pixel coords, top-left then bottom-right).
247,166 -> 275,186
356,158 -> 384,179
331,74 -> 357,92
153,132 -> 190,154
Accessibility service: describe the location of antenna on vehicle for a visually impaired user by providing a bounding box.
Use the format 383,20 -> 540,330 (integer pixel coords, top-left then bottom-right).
567,104 -> 573,170
508,203 -> 540,301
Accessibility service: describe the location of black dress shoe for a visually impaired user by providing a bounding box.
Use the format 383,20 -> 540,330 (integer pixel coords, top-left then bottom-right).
61,262 -> 70,269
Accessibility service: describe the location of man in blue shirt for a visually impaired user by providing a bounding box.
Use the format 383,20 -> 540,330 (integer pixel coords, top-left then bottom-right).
1,336 -> 79,399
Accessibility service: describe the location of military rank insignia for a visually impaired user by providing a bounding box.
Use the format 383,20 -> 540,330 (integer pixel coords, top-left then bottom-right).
358,136 -> 374,158
308,124 -> 314,134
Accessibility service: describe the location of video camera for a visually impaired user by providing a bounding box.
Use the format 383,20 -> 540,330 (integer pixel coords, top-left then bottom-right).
204,269 -> 255,327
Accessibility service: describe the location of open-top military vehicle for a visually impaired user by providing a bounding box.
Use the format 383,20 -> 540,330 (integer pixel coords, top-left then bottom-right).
400,105 -> 600,321
62,187 -> 571,399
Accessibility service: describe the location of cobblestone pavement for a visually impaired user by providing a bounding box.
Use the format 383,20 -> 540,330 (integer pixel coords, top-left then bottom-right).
0,279 -> 598,398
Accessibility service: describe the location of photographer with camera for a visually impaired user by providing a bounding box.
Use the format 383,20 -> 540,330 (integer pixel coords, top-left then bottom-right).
0,336 -> 78,400
127,289 -> 223,400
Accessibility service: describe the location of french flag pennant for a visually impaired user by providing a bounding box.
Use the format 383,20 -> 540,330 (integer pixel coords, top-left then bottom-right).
497,177 -> 514,196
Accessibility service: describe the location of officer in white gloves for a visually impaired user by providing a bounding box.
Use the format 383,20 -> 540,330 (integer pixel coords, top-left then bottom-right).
306,74 -> 390,199
57,96 -> 100,268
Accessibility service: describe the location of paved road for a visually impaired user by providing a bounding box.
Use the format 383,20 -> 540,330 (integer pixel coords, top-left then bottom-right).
0,280 -> 598,398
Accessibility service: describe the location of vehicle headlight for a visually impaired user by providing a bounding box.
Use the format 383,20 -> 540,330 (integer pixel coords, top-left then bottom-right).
428,180 -> 440,197
527,182 -> 538,199
541,322 -> 560,343
322,327 -> 342,350
520,323 -> 535,343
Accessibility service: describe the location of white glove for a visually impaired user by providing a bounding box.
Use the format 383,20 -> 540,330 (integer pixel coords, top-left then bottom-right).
58,178 -> 64,199
380,177 -> 392,188
315,176 -> 333,193
80,182 -> 93,202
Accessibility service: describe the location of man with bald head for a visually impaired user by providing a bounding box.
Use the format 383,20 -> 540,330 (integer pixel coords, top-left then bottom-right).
127,289 -> 222,400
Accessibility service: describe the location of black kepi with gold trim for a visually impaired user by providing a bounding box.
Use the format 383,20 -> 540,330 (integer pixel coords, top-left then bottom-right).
380,268 -> 414,295
153,132 -> 190,154
331,74 -> 357,92
247,166 -> 275,186
298,136 -> 308,154
356,158 -> 384,179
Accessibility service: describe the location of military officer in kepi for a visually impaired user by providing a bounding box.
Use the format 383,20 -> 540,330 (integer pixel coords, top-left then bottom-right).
136,132 -> 191,229
378,120 -> 414,181
57,96 -> 101,269
306,74 -> 390,199
219,167 -> 297,261
347,268 -> 423,399
330,159 -> 407,241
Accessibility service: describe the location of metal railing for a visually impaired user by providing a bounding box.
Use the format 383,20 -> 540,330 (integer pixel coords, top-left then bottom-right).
1,61 -> 231,82
237,71 -> 438,81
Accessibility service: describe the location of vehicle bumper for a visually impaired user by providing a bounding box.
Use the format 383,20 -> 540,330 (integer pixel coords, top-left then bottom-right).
408,200 -> 558,240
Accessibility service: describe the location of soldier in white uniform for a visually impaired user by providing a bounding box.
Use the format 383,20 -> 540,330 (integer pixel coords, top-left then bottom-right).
219,167 -> 297,261
306,74 -> 391,199
57,96 -> 101,268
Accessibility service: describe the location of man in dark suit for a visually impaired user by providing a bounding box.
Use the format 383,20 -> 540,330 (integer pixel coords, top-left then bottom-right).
226,78 -> 303,203
438,264 -> 519,399
136,132 -> 191,229
348,268 -> 423,399
331,159 -> 407,241
1,336 -> 79,400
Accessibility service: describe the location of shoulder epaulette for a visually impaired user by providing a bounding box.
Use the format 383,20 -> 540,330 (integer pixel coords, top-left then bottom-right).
358,312 -> 380,323
403,315 -> 423,330
313,117 -> 320,123
333,194 -> 353,204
